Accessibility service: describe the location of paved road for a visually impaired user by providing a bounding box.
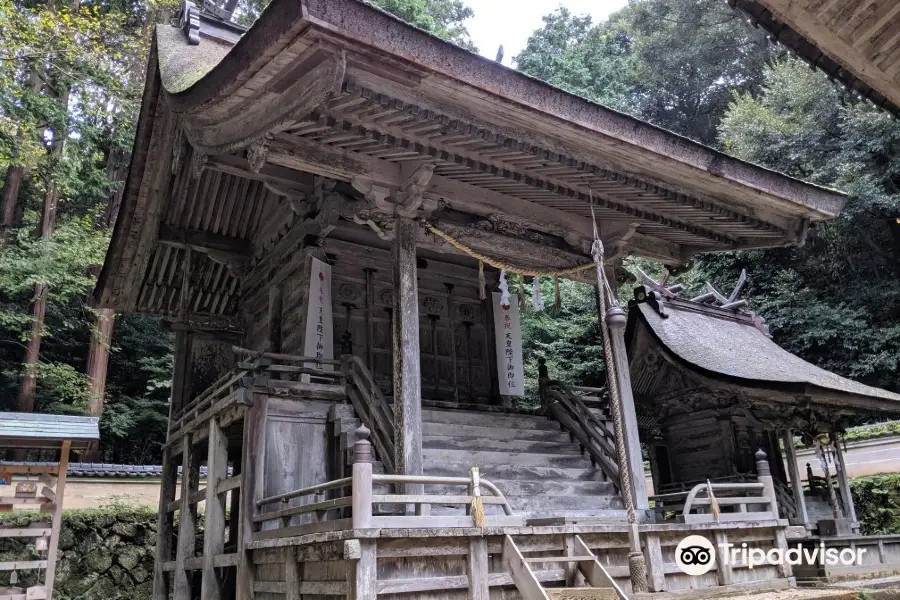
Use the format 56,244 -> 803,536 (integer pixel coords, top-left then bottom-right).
793,436 -> 900,479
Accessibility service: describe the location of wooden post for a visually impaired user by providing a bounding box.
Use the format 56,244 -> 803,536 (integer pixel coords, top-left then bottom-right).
44,440 -> 70,599
755,449 -> 780,518
713,531 -> 732,586
642,533 -> 666,591
781,429 -> 809,528
237,396 -> 267,600
352,427 -> 373,529
284,547 -> 301,600
152,448 -> 179,600
350,540 -> 377,600
175,435 -> 199,600
201,417 -> 228,600
467,537 -> 489,600
604,306 -> 649,510
392,217 -> 423,490
832,433 -> 858,527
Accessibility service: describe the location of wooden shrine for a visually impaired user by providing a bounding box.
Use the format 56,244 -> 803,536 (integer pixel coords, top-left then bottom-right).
91,0 -> 900,597
0,414 -> 99,600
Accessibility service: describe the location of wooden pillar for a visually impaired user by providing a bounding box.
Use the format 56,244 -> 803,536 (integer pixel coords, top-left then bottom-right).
392,218 -> 423,484
152,448 -> 179,600
713,531 -> 732,586
832,433 -> 858,526
781,429 -> 809,528
643,533 -> 666,592
44,440 -> 70,599
237,396 -> 267,600
605,307 -> 649,511
350,540 -> 377,600
201,417 -> 228,600
468,537 -> 489,600
175,435 -> 199,600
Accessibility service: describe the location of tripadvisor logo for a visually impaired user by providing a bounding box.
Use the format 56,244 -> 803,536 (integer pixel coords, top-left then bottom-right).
675,535 -> 868,576
676,535 -> 716,576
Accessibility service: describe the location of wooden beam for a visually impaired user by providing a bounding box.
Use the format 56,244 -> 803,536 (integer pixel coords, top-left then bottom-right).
267,138 -> 597,241
158,223 -> 252,259
43,440 -> 69,599
206,154 -> 315,193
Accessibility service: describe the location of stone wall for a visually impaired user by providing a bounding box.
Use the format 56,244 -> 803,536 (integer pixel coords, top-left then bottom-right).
0,508 -> 157,600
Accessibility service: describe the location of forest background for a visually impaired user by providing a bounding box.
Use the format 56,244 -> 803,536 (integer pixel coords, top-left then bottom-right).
1,0 -> 899,464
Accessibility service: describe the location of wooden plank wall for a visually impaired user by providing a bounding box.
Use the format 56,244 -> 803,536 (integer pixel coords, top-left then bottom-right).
662,412 -> 735,483
326,239 -> 494,402
241,234 -> 498,403
260,399 -> 333,528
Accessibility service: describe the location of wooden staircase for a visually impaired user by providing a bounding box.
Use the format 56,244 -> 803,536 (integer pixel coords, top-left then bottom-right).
421,407 -> 625,519
503,534 -> 627,600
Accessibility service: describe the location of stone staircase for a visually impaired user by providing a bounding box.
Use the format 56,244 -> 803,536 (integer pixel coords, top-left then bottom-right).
421,406 -> 625,520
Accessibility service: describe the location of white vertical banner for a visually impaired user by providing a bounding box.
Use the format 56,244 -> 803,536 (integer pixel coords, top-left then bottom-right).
304,257 -> 334,371
493,292 -> 525,396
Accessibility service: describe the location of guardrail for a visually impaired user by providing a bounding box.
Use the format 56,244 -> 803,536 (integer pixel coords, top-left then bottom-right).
651,452 -> 781,524
542,379 -> 620,489
342,355 -> 395,473
253,427 -> 523,538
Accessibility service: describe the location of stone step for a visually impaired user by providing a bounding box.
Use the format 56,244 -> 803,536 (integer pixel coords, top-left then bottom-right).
425,461 -> 606,482
423,435 -> 582,455
424,449 -> 592,469
421,408 -> 559,431
470,478 -> 616,498
422,422 -> 570,443
547,588 -> 619,600
505,494 -> 622,512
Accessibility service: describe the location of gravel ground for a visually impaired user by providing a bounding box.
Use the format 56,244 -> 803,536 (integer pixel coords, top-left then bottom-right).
722,589 -> 853,600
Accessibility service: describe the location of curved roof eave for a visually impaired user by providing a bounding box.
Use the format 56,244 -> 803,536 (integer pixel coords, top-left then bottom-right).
628,302 -> 900,414
156,0 -> 846,220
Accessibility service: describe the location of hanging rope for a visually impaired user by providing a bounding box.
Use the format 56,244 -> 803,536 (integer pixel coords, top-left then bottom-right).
589,201 -> 635,525
423,222 -> 594,277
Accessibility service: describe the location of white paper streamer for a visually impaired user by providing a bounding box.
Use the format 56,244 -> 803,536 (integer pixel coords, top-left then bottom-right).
532,276 -> 544,310
498,269 -> 511,307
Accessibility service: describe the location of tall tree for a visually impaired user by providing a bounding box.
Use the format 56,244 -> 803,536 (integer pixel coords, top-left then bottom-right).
235,0 -> 476,49
698,58 -> 900,394
516,0 -> 772,145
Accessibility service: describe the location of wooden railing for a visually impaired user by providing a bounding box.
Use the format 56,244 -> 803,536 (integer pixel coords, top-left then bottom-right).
655,474 -> 753,496
252,428 -> 523,539
653,482 -> 777,524
542,380 -> 619,489
774,481 -> 797,521
342,355 -> 395,473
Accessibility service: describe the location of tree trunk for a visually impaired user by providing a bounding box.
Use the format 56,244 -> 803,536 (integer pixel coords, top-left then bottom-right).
82,308 -> 115,460
0,166 -> 25,243
16,181 -> 59,414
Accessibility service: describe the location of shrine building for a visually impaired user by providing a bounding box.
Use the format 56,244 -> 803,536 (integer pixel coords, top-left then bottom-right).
93,0 -> 900,598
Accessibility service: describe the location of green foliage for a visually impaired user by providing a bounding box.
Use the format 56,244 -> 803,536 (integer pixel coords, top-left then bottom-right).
520,278 -> 604,408
851,474 -> 900,535
516,0 -> 772,145
235,0 -> 475,49
700,59 -> 900,394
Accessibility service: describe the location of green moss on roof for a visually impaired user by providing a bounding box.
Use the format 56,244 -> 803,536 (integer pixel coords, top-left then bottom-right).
156,25 -> 233,94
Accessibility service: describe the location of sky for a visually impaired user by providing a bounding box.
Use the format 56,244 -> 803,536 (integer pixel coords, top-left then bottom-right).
464,0 -> 629,66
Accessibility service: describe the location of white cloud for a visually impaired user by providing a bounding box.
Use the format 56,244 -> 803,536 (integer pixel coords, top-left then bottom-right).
463,0 -> 628,66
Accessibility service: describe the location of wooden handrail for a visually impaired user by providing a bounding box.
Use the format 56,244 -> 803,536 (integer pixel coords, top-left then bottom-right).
251,467 -> 522,535
543,381 -> 620,489
342,355 -> 395,473
676,482 -> 777,523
